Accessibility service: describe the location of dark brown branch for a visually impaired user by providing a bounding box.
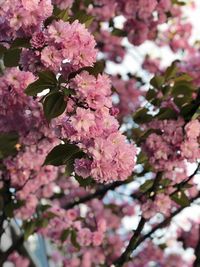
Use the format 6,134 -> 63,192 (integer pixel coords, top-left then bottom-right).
171,163 -> 200,196
114,217 -> 146,267
63,180 -> 130,210
113,191 -> 200,267
113,173 -> 162,267
0,179 -> 11,240
0,235 -> 24,267
0,225 -> 38,267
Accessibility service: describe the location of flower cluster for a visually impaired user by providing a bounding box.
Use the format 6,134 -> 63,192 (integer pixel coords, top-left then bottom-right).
8,252 -> 29,267
95,30 -> 126,63
0,0 -> 53,40
41,20 -> 97,71
158,20 -> 193,53
41,196 -> 135,266
0,68 -> 60,219
142,193 -> 172,219
0,6 -> 136,225
177,218 -> 200,249
144,118 -> 185,174
181,120 -> 200,162
55,71 -> 136,183
20,19 -> 97,73
40,204 -> 106,247
144,118 -> 200,172
124,240 -> 192,267
89,0 -> 175,45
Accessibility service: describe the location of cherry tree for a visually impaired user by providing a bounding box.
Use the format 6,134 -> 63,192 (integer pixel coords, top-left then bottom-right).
0,0 -> 200,266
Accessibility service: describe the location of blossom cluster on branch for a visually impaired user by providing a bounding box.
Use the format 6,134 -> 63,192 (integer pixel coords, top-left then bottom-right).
0,0 -> 200,267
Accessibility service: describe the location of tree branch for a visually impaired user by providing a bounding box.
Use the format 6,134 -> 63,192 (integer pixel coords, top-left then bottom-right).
0,235 -> 24,267
113,173 -> 162,267
171,163 -> 200,196
114,217 -> 146,267
113,191 -> 200,267
63,180 -> 131,210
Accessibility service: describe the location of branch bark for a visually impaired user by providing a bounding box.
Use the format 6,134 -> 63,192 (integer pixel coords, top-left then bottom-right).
63,180 -> 131,210
113,191 -> 200,267
113,173 -> 162,267
0,235 -> 24,267
114,217 -> 146,267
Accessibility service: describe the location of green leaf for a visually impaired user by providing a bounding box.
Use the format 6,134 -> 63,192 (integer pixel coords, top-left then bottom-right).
25,79 -> 51,96
160,178 -> 171,187
0,45 -> 7,57
137,151 -> 148,164
63,87 -> 76,96
133,107 -> 153,124
192,106 -> 200,120
11,38 -> 31,49
140,180 -> 154,193
84,60 -> 105,76
164,62 -> 178,81
182,183 -> 193,189
133,128 -> 160,146
38,70 -> 57,83
171,191 -> 190,207
111,28 -> 127,37
43,91 -> 66,121
54,6 -> 69,21
180,103 -> 196,118
175,96 -> 193,109
0,132 -> 19,158
23,221 -> 36,240
58,11 -> 68,21
150,75 -> 165,88
60,229 -> 70,243
70,10 -> 94,27
155,108 -> 177,120
45,6 -> 69,26
174,73 -> 193,82
58,75 -> 66,84
161,85 -> 171,97
172,0 -> 186,5
68,60 -> 105,80
83,0 -> 92,6
172,80 -> 194,98
44,143 -> 80,166
70,229 -> 80,249
25,71 -> 57,96
159,243 -> 167,250
4,200 -> 24,218
172,80 -> 195,108
65,155 -> 76,176
36,218 -> 49,228
71,0 -> 81,13
74,175 -> 94,187
146,88 -> 157,101
4,48 -> 21,67
65,151 -> 85,176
